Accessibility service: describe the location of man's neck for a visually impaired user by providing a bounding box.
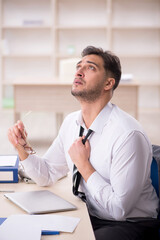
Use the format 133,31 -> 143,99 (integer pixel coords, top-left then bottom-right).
80,97 -> 109,129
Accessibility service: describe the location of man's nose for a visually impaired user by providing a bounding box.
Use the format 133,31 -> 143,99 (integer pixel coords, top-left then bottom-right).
75,68 -> 85,78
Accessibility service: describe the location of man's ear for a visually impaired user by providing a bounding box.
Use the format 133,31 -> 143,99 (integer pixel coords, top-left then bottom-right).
104,78 -> 115,90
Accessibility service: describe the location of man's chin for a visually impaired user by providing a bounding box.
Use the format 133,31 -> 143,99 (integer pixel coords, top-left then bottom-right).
71,89 -> 80,97
71,90 -> 91,102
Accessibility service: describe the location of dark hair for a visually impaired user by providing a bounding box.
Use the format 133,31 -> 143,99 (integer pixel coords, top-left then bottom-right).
81,46 -> 121,90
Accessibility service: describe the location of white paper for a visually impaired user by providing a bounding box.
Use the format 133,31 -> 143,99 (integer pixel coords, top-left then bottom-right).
0,215 -> 41,240
0,214 -> 80,240
0,156 -> 17,167
31,214 -> 80,232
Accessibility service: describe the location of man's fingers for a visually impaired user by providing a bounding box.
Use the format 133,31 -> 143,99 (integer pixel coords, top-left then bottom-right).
85,139 -> 90,148
17,120 -> 27,138
13,124 -> 21,139
17,120 -> 24,130
7,128 -> 18,146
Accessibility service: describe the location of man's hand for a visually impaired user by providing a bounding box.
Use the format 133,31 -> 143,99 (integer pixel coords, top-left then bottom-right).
8,120 -> 27,148
68,137 -> 95,182
8,120 -> 29,161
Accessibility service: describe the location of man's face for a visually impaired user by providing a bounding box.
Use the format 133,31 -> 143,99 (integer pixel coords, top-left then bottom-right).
71,54 -> 107,102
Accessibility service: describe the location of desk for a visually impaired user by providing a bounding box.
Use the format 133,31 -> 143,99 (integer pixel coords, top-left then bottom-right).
13,81 -> 139,129
0,174 -> 95,240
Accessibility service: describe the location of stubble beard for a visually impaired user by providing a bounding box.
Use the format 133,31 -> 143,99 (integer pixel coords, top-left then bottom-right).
71,80 -> 105,103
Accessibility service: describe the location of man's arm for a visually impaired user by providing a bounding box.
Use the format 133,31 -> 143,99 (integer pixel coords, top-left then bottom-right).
69,131 -> 154,220
8,121 -> 69,186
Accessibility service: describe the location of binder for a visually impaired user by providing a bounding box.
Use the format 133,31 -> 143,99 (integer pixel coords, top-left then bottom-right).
0,155 -> 19,183
0,218 -> 60,235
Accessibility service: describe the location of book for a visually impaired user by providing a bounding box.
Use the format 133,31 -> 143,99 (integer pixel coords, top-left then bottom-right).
0,218 -> 60,235
0,155 -> 19,183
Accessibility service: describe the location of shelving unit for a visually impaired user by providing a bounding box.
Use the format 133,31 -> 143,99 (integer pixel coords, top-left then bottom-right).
111,0 -> 160,109
0,0 -> 56,108
0,0 -> 160,111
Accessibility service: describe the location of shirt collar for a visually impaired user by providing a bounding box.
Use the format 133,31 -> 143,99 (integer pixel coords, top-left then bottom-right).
76,102 -> 113,134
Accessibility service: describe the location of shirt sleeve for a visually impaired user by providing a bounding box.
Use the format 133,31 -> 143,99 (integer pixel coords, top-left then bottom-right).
21,127 -> 69,186
86,131 -> 152,220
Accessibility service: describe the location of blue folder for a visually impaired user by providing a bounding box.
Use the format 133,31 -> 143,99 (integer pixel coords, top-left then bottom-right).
0,155 -> 19,183
0,218 -> 59,235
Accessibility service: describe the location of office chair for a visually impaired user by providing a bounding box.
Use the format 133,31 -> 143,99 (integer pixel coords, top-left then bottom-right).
152,145 -> 160,198
151,157 -> 159,197
151,145 -> 160,238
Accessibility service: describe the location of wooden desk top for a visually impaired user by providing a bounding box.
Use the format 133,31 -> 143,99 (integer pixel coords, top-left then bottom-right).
0,174 -> 95,240
13,80 -> 160,88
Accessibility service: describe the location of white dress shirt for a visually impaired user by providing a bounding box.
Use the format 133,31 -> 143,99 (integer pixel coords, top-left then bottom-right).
22,102 -> 159,221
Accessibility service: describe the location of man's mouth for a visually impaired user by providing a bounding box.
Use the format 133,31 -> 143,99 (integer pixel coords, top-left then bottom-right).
73,78 -> 84,85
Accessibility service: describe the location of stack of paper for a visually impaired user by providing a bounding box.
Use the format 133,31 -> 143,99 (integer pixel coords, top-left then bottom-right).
0,156 -> 17,167
0,214 -> 80,240
0,155 -> 19,183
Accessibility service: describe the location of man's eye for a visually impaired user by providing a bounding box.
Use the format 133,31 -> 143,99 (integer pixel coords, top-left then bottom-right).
76,65 -> 80,70
89,66 -> 95,70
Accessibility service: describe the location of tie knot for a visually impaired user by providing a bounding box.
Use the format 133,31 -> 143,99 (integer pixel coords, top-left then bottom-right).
79,126 -> 93,145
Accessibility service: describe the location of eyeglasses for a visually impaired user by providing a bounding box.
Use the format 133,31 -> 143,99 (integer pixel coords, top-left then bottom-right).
19,127 -> 36,155
22,142 -> 36,155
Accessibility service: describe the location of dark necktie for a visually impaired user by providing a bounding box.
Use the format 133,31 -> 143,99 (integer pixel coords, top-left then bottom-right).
72,126 -> 93,202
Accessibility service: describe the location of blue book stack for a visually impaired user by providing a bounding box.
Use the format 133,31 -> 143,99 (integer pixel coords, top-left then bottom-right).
0,155 -> 19,183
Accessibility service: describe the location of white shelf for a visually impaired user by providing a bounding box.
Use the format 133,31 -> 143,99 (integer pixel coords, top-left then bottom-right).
55,25 -> 107,30
2,54 -> 52,58
112,26 -> 160,30
4,78 -> 55,85
56,54 -> 81,59
2,25 -> 52,29
118,54 -> 160,58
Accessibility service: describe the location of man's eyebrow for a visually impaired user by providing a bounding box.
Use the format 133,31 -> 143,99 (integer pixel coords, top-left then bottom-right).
76,60 -> 99,68
87,61 -> 99,68
77,61 -> 82,65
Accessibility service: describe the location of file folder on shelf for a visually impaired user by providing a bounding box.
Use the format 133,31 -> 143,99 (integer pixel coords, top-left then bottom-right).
0,218 -> 60,235
0,155 -> 19,183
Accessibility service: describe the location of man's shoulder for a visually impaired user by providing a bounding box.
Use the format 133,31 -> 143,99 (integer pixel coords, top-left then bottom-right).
110,105 -> 151,148
110,104 -> 144,133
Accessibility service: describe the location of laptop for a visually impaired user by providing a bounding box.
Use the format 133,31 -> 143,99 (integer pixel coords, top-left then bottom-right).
4,190 -> 77,214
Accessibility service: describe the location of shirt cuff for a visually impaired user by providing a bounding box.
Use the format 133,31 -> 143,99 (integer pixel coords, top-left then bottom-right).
20,154 -> 36,171
87,171 -> 110,198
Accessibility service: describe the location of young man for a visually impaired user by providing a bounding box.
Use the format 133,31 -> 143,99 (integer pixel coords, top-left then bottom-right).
8,46 -> 159,240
